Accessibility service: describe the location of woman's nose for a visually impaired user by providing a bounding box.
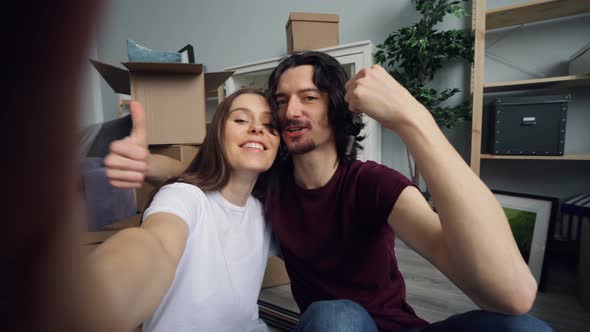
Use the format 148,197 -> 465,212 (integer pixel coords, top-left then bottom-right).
250,122 -> 263,134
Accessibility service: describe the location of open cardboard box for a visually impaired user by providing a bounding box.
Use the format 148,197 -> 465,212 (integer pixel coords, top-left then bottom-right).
90,59 -> 232,145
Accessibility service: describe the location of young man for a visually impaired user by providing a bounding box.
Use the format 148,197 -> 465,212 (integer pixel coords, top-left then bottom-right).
105,52 -> 552,332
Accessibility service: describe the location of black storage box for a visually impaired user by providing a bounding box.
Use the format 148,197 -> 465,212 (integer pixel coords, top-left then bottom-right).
489,94 -> 570,155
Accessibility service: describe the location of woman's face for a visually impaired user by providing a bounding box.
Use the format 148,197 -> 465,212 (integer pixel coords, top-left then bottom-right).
223,93 -> 279,174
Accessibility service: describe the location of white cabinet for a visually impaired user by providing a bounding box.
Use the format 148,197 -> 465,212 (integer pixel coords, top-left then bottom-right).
224,41 -> 381,164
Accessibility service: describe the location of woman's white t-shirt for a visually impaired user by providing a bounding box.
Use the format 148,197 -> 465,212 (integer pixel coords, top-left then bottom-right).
141,183 -> 277,332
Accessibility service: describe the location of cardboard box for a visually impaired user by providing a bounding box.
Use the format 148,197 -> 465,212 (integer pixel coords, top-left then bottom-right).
135,144 -> 200,211
90,59 -> 232,145
286,12 -> 339,54
149,144 -> 200,164
262,256 -> 291,288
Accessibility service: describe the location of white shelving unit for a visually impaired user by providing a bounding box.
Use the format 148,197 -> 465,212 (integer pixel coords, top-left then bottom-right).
224,41 -> 382,164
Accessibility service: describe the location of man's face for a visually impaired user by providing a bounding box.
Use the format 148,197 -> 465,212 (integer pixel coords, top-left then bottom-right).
274,65 -> 334,155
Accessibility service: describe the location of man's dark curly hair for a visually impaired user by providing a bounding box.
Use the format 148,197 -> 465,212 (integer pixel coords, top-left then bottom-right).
267,51 -> 365,164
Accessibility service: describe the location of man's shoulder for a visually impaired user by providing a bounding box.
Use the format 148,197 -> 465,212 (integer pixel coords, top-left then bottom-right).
347,160 -> 407,180
345,160 -> 413,218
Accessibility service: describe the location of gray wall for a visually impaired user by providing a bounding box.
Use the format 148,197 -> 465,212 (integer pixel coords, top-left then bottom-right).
96,0 -> 426,121
94,0 -> 590,199
80,37 -> 104,127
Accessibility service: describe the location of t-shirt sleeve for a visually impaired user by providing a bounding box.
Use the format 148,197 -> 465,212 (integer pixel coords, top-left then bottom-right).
356,161 -> 413,226
143,182 -> 205,232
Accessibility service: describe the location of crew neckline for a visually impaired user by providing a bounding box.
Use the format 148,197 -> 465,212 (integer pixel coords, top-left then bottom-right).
211,191 -> 248,212
293,161 -> 344,194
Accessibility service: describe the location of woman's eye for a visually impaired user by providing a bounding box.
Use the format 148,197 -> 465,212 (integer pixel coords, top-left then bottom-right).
304,95 -> 318,101
234,119 -> 247,124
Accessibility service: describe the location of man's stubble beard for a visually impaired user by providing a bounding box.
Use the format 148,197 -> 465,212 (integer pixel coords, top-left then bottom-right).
286,138 -> 316,155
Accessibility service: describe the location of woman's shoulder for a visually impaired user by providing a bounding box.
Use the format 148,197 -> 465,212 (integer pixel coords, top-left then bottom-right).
159,182 -> 206,196
153,182 -> 211,205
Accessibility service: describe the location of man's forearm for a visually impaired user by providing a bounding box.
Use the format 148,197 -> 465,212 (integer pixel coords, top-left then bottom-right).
145,154 -> 185,186
393,105 -> 536,313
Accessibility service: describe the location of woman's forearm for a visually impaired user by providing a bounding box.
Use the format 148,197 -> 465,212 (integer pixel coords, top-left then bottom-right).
87,227 -> 176,330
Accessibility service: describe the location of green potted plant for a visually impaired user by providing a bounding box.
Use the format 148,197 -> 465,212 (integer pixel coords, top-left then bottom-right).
375,0 -> 474,185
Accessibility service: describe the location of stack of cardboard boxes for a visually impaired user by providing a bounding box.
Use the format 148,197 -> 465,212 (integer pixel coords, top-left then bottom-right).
89,59 -> 233,211
85,58 -> 289,288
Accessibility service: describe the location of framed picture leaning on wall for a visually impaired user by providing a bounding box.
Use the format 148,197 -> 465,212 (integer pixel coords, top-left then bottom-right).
492,190 -> 558,290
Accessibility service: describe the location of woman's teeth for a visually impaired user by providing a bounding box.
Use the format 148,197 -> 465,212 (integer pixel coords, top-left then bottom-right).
242,142 -> 264,150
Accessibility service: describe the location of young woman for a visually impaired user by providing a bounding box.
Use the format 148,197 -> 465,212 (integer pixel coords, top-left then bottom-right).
90,88 -> 280,332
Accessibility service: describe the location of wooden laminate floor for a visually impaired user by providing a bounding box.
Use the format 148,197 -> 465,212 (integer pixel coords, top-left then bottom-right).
260,240 -> 590,332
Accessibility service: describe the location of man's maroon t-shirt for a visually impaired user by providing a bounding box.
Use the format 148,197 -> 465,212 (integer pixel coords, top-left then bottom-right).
266,160 -> 429,332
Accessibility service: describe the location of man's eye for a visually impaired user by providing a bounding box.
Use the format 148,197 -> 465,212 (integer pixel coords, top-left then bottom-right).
305,95 -> 318,101
276,99 -> 287,105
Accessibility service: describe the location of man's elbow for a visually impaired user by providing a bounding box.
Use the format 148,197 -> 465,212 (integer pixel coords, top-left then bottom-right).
502,277 -> 537,315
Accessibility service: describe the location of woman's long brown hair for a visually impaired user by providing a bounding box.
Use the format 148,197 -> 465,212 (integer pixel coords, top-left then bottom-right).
143,88 -> 279,216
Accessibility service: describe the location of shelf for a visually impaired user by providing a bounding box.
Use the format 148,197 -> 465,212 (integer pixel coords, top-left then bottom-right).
483,74 -> 590,93
486,0 -> 590,30
470,0 -> 590,175
481,154 -> 590,161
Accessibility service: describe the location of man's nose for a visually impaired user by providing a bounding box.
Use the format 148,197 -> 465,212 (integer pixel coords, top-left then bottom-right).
285,98 -> 302,119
